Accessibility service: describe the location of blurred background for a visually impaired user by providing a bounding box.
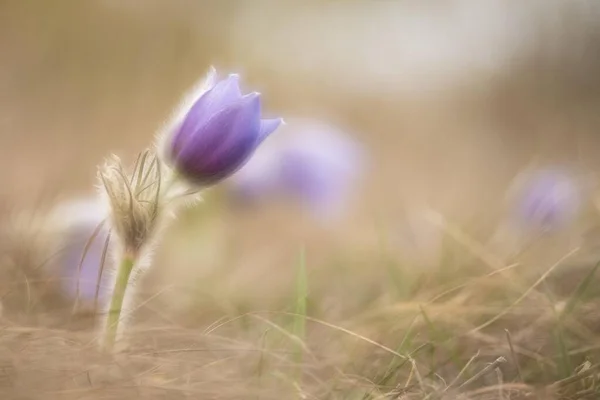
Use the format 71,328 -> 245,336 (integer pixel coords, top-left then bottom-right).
2,0 -> 600,312
3,1 -> 600,397
3,0 -> 600,204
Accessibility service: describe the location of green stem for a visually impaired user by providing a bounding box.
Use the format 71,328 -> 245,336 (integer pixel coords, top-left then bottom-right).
104,255 -> 135,349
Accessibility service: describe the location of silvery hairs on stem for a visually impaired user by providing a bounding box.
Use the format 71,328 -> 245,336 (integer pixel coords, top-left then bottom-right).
97,148 -> 198,348
95,107 -> 219,348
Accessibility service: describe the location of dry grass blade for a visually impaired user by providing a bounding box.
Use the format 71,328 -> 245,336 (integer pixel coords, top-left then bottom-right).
300,314 -> 409,360
427,263 -> 520,304
458,357 -> 507,389
504,329 -> 524,383
93,229 -> 112,313
251,314 -> 312,358
445,350 -> 480,391
467,247 -> 579,335
550,362 -> 600,389
72,219 -> 107,313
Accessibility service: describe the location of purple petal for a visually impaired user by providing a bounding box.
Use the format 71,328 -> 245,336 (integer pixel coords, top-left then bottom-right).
171,74 -> 242,156
258,118 -> 283,142
196,74 -> 242,116
175,93 -> 262,184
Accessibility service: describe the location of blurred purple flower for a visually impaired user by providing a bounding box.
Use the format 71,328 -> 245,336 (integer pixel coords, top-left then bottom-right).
513,168 -> 580,231
229,119 -> 365,220
51,200 -> 112,304
278,126 -> 363,218
166,68 -> 283,186
226,139 -> 281,206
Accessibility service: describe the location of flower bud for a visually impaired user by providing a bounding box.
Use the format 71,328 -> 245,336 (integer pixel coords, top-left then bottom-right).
164,69 -> 282,186
99,150 -> 163,257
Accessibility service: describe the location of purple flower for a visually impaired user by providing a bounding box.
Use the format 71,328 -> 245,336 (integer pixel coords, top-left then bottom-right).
166,68 -> 283,186
229,119 -> 364,220
227,144 -> 280,206
51,200 -> 112,304
512,168 -> 580,231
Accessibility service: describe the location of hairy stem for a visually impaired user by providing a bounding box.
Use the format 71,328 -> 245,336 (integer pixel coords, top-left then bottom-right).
104,255 -> 135,349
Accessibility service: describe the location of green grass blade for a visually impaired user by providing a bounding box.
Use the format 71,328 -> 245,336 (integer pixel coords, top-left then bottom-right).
560,260 -> 600,320
292,245 -> 308,390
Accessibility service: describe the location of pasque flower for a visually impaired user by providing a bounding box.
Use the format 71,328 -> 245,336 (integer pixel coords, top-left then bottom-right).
229,118 -> 364,220
278,124 -> 363,218
165,68 -> 283,186
511,168 -> 580,231
50,199 -> 112,305
77,68 -> 281,350
228,138 -> 281,206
